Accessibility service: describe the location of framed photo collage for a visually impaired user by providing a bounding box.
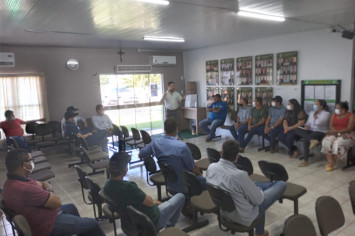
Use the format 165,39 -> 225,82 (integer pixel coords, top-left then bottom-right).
206,51 -> 297,110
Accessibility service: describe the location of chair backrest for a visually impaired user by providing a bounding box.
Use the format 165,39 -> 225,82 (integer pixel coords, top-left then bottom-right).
25,122 -> 38,135
47,121 -> 62,137
120,126 -> 130,138
144,156 -> 157,174
283,214 -> 317,236
140,130 -> 152,145
206,147 -> 221,163
34,123 -> 51,137
181,170 -> 203,197
126,205 -> 157,236
349,180 -> 355,215
258,160 -> 288,182
75,165 -> 89,189
186,142 -> 202,160
13,215 -> 32,236
207,184 -> 235,212
235,155 -> 253,175
131,128 -> 141,141
315,196 -> 345,235
112,124 -> 122,136
8,137 -> 20,149
99,190 -> 138,235
158,161 -> 177,182
85,176 -> 104,205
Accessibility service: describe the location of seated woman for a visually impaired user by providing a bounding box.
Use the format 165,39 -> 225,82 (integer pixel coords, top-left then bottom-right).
295,100 -> 331,167
321,101 -> 355,171
278,99 -> 306,158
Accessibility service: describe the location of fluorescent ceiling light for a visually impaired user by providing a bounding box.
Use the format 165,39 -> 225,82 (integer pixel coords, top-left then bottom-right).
237,10 -> 285,22
143,36 -> 185,42
136,0 -> 169,5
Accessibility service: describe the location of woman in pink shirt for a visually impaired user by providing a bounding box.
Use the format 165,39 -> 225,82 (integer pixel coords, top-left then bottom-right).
321,102 -> 355,171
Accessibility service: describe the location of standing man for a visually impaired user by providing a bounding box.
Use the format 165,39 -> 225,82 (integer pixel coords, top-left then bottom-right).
229,97 -> 251,144
264,96 -> 287,153
207,140 -> 286,236
199,94 -> 227,142
0,110 -> 45,151
160,81 -> 184,140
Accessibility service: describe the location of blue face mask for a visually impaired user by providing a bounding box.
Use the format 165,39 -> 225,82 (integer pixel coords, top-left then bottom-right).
313,104 -> 318,111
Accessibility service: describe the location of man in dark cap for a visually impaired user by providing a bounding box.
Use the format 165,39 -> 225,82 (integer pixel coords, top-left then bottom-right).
199,94 -> 227,142
60,106 -> 88,136
2,149 -> 105,236
104,152 -> 185,230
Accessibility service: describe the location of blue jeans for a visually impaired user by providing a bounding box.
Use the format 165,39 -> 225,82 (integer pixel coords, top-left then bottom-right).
86,130 -> 108,152
242,125 -> 265,148
157,193 -> 185,230
7,136 -> 31,152
264,126 -> 283,148
51,204 -> 105,236
199,118 -> 224,139
229,124 -> 248,145
254,181 -> 287,234
278,129 -> 297,155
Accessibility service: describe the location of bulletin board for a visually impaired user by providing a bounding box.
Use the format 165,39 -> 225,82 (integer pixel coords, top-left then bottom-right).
301,80 -> 341,114
220,58 -> 235,85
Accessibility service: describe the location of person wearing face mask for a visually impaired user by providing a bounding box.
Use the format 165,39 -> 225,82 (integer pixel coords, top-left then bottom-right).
321,101 -> 355,171
2,149 -> 106,236
229,97 -> 251,144
263,96 -> 287,153
278,99 -> 306,158
295,100 -> 331,167
0,110 -> 45,152
239,97 -> 268,152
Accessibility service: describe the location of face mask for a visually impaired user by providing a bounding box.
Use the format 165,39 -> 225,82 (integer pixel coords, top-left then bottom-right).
335,109 -> 340,115
24,161 -> 35,174
252,101 -> 256,107
271,101 -> 276,107
287,105 -> 292,110
313,105 -> 318,111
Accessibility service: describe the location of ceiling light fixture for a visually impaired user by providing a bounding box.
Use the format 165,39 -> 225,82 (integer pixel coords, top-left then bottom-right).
237,10 -> 285,22
143,36 -> 185,42
136,0 -> 169,5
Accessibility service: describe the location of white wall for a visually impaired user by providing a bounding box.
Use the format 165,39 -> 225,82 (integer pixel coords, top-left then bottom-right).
183,29 -> 353,107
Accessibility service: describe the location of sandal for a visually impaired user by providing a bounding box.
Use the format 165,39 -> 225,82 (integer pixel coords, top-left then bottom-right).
298,161 -> 310,167
326,165 -> 335,171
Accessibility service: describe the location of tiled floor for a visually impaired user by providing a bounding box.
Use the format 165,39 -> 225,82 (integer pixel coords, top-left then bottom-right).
1,135 -> 355,236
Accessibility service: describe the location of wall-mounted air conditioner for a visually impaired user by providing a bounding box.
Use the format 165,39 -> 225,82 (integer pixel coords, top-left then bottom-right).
151,56 -> 176,66
0,52 -> 15,67
115,65 -> 152,74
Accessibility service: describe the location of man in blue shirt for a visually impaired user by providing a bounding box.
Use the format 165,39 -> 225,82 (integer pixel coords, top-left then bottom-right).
229,97 -> 251,144
139,118 -> 206,194
199,94 -> 227,142
264,96 -> 287,153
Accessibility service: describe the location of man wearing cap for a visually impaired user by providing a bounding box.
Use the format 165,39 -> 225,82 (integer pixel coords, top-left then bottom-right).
199,94 -> 228,142
2,149 -> 105,236
104,152 -> 185,230
63,110 -> 108,152
60,106 -> 88,136
264,96 -> 287,153
160,81 -> 184,140
0,110 -> 45,152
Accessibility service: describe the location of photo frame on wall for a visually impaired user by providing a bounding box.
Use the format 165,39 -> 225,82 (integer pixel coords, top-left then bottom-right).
255,87 -> 273,107
236,56 -> 253,85
255,54 -> 273,85
220,58 -> 235,85
206,60 -> 219,85
236,87 -> 253,107
207,87 -> 219,101
221,87 -> 235,111
276,51 -> 297,85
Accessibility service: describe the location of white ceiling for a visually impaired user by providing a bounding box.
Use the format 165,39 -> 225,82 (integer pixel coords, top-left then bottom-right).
0,0 -> 354,50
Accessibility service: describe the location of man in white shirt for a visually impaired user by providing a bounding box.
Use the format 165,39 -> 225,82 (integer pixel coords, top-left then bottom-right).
91,104 -> 113,134
207,140 -> 286,236
160,82 -> 184,140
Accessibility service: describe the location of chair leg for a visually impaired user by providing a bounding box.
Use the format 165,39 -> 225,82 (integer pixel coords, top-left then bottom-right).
182,209 -> 209,232
157,185 -> 162,202
81,187 -> 92,205
92,203 -> 97,219
294,199 -> 299,215
113,219 -> 117,236
248,230 -> 254,236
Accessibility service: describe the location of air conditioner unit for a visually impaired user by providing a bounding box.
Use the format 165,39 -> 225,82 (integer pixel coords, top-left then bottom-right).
115,65 -> 152,73
151,56 -> 176,66
0,52 -> 15,67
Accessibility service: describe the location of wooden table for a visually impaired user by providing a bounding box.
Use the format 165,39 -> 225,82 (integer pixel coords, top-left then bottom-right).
180,107 -> 206,134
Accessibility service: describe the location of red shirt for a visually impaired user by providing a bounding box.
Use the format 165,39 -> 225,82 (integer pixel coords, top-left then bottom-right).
0,118 -> 24,137
333,112 -> 352,131
2,174 -> 59,236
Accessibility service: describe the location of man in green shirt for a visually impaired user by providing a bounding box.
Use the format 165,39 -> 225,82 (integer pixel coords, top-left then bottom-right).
104,152 -> 185,230
239,97 -> 268,152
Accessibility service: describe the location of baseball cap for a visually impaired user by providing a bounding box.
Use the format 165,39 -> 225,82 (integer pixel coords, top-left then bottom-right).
212,94 -> 221,98
66,106 -> 79,112
64,111 -> 79,120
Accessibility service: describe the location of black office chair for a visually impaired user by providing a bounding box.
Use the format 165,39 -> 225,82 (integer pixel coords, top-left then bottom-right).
235,155 -> 269,182
120,125 -> 134,150
207,184 -> 262,236
74,165 -> 92,205
143,156 -> 165,201
140,130 -> 152,147
181,170 -> 217,232
349,180 -> 355,215
85,176 -> 105,220
283,214 -> 316,236
186,142 -> 210,172
206,147 -> 221,163
158,161 -> 178,197
126,127 -> 144,149
34,123 -> 57,149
